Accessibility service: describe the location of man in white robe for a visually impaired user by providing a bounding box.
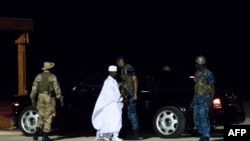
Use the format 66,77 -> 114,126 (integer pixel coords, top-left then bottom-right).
92,65 -> 123,141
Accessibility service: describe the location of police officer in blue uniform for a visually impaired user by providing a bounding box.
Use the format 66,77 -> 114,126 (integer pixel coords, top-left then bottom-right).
190,56 -> 215,141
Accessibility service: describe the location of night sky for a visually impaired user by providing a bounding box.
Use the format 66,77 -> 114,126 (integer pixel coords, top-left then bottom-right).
0,0 -> 249,97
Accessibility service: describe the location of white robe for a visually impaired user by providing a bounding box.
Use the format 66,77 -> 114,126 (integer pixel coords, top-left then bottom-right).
91,75 -> 123,134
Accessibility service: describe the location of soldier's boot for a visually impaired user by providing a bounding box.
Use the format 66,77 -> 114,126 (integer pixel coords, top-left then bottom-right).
202,137 -> 209,141
132,129 -> 143,140
42,133 -> 53,141
33,127 -> 41,141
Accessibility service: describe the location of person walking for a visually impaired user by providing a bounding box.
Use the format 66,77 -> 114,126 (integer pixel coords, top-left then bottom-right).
30,61 -> 64,141
92,65 -> 124,141
190,56 -> 215,141
116,56 -> 143,140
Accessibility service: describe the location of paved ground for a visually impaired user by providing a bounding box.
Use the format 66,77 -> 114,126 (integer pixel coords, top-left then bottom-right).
3,116 -> 250,141
0,129 -> 225,141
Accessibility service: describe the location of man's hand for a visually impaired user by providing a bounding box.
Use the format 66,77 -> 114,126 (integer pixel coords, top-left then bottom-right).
31,100 -> 36,107
133,95 -> 138,101
60,101 -> 64,107
209,98 -> 213,107
190,97 -> 194,109
122,96 -> 128,103
60,96 -> 64,107
190,101 -> 194,109
133,91 -> 138,101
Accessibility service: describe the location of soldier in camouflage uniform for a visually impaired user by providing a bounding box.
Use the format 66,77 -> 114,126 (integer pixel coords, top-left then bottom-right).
116,56 -> 142,140
30,62 -> 64,141
190,56 -> 215,141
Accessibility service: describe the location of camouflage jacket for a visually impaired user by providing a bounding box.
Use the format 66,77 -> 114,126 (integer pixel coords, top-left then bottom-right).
30,71 -> 62,103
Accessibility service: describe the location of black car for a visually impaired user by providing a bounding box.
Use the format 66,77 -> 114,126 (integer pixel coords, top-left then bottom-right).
12,70 -> 246,138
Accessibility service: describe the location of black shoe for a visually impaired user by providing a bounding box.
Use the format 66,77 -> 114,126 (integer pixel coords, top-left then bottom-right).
33,134 -> 38,141
42,133 -> 53,141
203,137 -> 209,141
132,129 -> 143,140
33,127 -> 41,141
126,135 -> 143,140
33,135 -> 38,140
131,136 -> 143,140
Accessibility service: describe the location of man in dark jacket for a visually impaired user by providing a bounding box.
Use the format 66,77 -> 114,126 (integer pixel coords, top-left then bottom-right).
116,56 -> 142,140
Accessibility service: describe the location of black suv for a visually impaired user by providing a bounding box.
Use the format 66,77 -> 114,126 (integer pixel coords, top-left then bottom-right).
12,70 -> 245,138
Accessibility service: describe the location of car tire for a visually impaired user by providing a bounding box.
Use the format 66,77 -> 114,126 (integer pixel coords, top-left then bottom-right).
153,106 -> 186,138
18,106 -> 38,136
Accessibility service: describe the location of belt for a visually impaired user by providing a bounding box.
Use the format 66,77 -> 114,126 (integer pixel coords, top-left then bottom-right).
39,91 -> 49,94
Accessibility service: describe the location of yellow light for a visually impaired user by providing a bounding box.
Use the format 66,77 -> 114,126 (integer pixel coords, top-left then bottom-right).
13,103 -> 19,106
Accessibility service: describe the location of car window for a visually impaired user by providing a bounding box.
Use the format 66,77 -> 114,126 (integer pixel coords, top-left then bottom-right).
153,71 -> 193,94
138,75 -> 159,93
80,74 -> 106,86
70,74 -> 106,95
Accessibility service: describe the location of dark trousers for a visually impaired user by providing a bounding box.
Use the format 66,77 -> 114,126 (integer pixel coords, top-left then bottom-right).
193,95 -> 210,137
127,98 -> 139,130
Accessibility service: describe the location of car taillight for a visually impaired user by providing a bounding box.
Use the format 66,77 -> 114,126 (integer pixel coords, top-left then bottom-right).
13,102 -> 19,107
189,75 -> 195,79
213,98 -> 222,109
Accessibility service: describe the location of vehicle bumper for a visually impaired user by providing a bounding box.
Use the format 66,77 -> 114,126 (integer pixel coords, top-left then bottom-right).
11,105 -> 21,127
211,109 -> 246,126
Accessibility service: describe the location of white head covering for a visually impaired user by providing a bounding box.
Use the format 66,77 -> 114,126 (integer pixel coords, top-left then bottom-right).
108,65 -> 117,72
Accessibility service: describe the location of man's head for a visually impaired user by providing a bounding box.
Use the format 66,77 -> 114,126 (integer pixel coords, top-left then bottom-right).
42,62 -> 55,71
108,65 -> 118,78
163,65 -> 171,71
116,56 -> 125,68
195,55 -> 206,70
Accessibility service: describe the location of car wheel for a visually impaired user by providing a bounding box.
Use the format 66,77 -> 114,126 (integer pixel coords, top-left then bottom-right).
153,106 -> 186,138
18,106 -> 38,136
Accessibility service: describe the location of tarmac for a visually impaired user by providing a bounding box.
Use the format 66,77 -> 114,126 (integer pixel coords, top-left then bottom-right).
0,127 -> 226,141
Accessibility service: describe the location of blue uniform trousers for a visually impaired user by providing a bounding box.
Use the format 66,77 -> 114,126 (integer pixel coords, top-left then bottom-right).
193,94 -> 211,138
127,98 -> 139,130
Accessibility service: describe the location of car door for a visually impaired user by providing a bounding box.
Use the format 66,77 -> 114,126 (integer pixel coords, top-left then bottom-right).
136,74 -> 160,128
57,74 -> 106,129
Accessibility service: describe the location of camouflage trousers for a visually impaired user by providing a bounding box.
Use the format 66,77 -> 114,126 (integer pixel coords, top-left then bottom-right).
127,97 -> 139,130
193,94 -> 210,137
36,92 -> 56,133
